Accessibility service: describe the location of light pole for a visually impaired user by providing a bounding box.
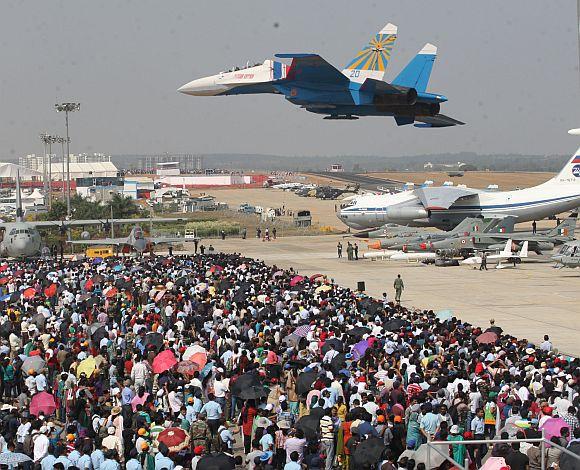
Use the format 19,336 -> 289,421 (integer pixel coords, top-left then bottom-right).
54,136 -> 69,204
39,133 -> 51,208
55,102 -> 80,218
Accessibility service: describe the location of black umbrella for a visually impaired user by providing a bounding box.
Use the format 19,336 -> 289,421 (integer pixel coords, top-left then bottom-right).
0,321 -> 13,338
142,332 -> 163,350
175,277 -> 188,287
91,326 -> 108,346
485,326 -> 503,336
115,278 -> 132,290
321,338 -> 344,355
218,279 -> 232,291
29,313 -> 46,329
197,453 -> 236,470
383,319 -> 409,332
352,437 -> 387,467
295,414 -> 322,440
330,353 -> 346,375
9,291 -> 20,304
282,333 -> 301,348
231,373 -> 262,397
346,326 -> 371,337
236,384 -> 268,400
86,297 -> 100,307
295,371 -> 318,396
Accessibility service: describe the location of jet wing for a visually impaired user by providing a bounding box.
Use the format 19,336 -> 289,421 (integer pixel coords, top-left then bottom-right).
414,114 -> 465,128
149,237 -> 185,245
275,54 -> 349,84
5,217 -> 185,229
67,238 -> 128,246
415,186 -> 479,210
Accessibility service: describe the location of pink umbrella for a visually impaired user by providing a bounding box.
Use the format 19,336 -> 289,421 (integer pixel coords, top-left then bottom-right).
476,331 -> 498,344
290,275 -> 304,287
176,360 -> 202,376
540,417 -> 570,446
30,392 -> 57,417
152,349 -> 178,374
309,273 -> 324,282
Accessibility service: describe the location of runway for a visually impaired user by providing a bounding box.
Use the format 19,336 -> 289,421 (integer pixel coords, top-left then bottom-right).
306,171 -> 402,191
181,234 -> 580,356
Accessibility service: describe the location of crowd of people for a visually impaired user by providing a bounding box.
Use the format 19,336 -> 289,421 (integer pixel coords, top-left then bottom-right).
0,252 -> 577,470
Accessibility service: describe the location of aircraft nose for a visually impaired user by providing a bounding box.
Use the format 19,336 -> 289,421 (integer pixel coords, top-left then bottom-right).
177,76 -> 219,96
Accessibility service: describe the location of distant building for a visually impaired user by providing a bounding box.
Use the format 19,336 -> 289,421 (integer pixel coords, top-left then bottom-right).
20,153 -> 112,171
129,154 -> 203,173
50,161 -> 119,180
328,164 -> 344,172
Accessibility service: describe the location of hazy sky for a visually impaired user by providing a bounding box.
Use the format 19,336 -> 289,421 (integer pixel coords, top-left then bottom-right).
1,0 -> 579,160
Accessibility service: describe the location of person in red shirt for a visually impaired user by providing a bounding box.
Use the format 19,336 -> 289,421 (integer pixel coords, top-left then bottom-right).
240,399 -> 258,454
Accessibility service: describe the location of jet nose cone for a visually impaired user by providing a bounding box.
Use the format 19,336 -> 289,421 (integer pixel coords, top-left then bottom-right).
177,76 -> 220,96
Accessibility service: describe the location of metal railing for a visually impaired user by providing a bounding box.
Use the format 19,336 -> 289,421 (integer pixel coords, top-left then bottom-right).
425,431 -> 580,470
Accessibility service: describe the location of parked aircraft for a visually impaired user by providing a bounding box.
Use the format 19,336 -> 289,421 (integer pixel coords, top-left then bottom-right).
551,240 -> 580,268
339,145 -> 580,230
0,171 -> 184,258
178,23 -> 462,127
462,240 -> 529,269
68,226 -> 184,254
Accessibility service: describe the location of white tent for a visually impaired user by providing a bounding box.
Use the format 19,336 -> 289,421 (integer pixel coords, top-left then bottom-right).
0,163 -> 41,179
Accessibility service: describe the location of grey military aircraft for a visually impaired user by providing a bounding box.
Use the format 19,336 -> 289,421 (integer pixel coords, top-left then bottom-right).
551,240 -> 580,268
0,172 -> 184,258
68,225 -> 185,254
428,214 -> 577,256
365,217 -> 508,251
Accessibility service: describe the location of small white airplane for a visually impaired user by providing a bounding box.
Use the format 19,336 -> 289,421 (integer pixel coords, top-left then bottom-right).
462,239 -> 529,269
390,251 -> 437,262
362,250 -> 401,260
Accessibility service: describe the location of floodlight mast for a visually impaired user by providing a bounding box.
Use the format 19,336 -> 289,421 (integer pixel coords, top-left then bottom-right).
55,102 -> 80,218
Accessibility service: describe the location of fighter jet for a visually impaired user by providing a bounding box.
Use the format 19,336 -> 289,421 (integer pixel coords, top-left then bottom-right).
462,239 -> 529,269
178,23 -> 463,128
0,171 -> 185,258
430,214 -> 577,256
68,226 -> 184,254
551,240 -> 580,268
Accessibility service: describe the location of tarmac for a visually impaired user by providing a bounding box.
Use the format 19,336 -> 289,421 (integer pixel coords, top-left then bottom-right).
186,234 -> 580,356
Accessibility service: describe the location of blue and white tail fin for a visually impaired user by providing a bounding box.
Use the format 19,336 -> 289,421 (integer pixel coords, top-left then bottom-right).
552,146 -> 580,184
342,23 -> 397,84
392,43 -> 437,92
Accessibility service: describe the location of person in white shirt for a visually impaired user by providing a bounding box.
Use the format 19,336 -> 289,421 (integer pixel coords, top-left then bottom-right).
33,427 -> 50,463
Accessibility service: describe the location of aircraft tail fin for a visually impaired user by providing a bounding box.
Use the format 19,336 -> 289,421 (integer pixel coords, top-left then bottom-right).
15,169 -> 23,222
499,239 -> 513,257
547,213 -> 577,237
450,217 -> 484,235
519,241 -> 529,258
392,43 -> 437,92
342,23 -> 397,83
551,147 -> 580,184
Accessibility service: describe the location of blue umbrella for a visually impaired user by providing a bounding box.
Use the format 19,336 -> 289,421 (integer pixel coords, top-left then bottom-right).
200,361 -> 214,379
0,294 -> 10,301
113,264 -> 123,272
92,257 -> 103,265
435,310 -> 453,321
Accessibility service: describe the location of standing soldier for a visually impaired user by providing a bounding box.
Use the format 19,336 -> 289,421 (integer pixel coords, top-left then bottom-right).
479,252 -> 487,271
393,274 -> 404,303
337,241 -> 343,258
354,243 -> 359,260
346,242 -> 353,261
190,412 -> 210,451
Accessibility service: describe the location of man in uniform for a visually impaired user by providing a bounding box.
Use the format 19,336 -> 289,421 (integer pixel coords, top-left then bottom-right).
393,274 -> 404,303
190,412 -> 210,452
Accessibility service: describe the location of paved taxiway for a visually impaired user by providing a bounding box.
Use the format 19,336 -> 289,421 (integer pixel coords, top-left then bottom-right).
189,234 -> 580,356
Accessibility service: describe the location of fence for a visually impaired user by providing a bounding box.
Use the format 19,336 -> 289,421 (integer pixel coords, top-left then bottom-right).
425,430 -> 580,470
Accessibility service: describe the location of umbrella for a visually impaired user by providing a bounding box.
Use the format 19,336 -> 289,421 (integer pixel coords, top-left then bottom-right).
0,453 -> 32,465
351,340 -> 370,361
113,264 -> 123,272
0,264 -> 8,272
157,427 -> 190,453
29,313 -> 46,329
0,294 -> 10,302
383,319 -> 409,332
293,325 -> 311,337
105,287 -> 119,298
77,357 -> 97,378
290,275 -> 304,287
188,352 -> 208,370
295,414 -> 322,440
295,371 -> 318,396
321,338 -> 344,355
91,325 -> 108,346
22,287 -> 36,299
92,257 -> 103,265
44,283 -> 57,298
0,277 -> 9,285
346,326 -> 371,337
84,279 -> 94,291
272,270 -> 284,278
142,332 -> 164,350
486,326 -> 503,336
237,384 -> 268,400
476,331 -> 498,345
435,309 -> 454,322
176,360 -> 202,376
315,285 -> 332,293
22,356 -> 45,374
330,353 -> 347,375
282,333 -> 301,348
231,373 -> 262,397
91,274 -> 104,283
152,349 -> 178,374
9,291 -> 20,303
352,437 -> 387,467
88,322 -> 106,335
29,391 -> 57,417
175,277 -> 188,287
411,443 -> 447,469
540,417 -> 570,445
197,454 -> 237,470
199,361 -> 214,380
183,345 -> 207,361
209,265 -> 223,273
480,457 -> 509,470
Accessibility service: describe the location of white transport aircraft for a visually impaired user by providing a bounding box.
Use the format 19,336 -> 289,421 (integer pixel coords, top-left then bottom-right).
339,145 -> 580,230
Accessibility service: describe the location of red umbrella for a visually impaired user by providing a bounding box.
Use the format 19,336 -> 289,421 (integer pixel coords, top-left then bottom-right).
44,284 -> 57,298
84,279 -> 94,291
290,275 -> 304,287
30,391 -> 57,417
189,352 -> 208,370
105,287 -> 119,298
476,331 -> 498,345
0,264 -> 8,272
22,288 -> 36,300
152,349 -> 178,374
176,360 -> 202,376
210,265 -> 223,274
157,427 -> 190,453
0,277 -> 9,285
309,273 -> 324,282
